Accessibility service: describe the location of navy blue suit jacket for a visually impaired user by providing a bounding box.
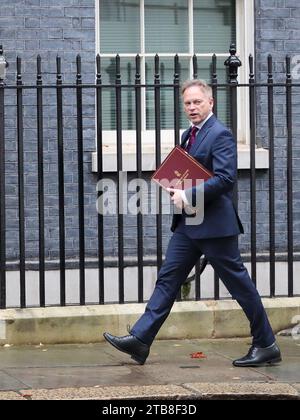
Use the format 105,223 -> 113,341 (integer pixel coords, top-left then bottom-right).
171,114 -> 244,239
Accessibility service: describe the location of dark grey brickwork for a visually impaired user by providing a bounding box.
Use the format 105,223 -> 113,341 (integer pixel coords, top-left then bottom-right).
1,0 -> 300,265
2,0 -> 98,261
255,0 -> 300,253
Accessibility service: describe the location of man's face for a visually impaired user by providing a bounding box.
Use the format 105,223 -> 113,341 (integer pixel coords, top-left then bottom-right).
183,86 -> 214,125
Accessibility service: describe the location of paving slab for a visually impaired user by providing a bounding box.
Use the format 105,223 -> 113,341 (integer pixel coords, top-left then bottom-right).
250,358 -> 300,383
0,371 -> 29,392
0,343 -> 115,368
4,365 -> 150,389
17,382 -> 300,400
184,382 -> 299,400
0,391 -> 25,400
133,357 -> 268,384
20,384 -> 194,400
292,383 -> 300,394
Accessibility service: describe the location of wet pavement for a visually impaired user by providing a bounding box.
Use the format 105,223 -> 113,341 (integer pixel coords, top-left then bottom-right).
0,336 -> 299,400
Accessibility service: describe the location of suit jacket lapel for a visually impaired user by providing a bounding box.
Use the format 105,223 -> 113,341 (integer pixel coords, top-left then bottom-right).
189,115 -> 217,155
181,127 -> 192,149
181,115 -> 217,152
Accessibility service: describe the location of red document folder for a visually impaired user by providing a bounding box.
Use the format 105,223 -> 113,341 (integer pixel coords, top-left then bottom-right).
151,145 -> 213,190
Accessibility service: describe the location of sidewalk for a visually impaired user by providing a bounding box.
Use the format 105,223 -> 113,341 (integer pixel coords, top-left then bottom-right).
0,336 -> 299,400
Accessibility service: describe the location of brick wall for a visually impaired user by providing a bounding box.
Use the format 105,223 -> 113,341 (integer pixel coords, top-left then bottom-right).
1,0 -> 299,265
253,0 -> 300,253
1,0 -> 99,261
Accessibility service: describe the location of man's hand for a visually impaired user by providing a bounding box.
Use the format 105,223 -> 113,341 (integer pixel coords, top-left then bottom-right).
166,188 -> 188,210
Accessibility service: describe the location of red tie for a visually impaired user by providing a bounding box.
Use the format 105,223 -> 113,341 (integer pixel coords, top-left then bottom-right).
186,126 -> 198,153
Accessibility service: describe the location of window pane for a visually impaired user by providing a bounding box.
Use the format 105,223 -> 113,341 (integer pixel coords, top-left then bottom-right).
100,58 -> 137,130
194,0 -> 236,53
100,0 -> 140,54
145,0 -> 189,53
145,58 -> 190,130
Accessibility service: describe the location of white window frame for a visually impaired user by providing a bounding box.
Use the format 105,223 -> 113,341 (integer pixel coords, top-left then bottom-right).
93,0 -> 268,171
236,0 -> 254,146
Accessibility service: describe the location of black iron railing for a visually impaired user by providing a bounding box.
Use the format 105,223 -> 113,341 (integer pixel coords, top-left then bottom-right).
0,44 -> 297,308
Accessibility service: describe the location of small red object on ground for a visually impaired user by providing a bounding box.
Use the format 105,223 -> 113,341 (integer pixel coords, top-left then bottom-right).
190,352 -> 207,359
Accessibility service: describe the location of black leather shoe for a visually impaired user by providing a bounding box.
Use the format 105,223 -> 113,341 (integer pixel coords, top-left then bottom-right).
103,332 -> 150,365
233,343 -> 282,367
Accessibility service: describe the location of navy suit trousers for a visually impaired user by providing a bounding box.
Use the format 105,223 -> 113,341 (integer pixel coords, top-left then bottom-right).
131,232 -> 275,348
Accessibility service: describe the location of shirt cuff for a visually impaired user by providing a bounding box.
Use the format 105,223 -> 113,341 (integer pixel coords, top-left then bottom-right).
179,190 -> 189,206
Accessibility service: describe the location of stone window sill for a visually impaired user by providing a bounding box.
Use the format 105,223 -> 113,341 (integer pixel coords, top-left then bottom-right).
91,143 -> 269,173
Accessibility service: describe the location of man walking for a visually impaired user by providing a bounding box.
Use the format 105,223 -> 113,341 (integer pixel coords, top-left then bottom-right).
103,80 -> 281,368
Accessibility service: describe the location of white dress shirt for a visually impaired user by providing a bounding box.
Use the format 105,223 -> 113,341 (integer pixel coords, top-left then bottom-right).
180,112 -> 214,205
186,112 -> 214,150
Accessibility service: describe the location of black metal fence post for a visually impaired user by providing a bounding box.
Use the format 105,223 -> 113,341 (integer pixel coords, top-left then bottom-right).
286,55 -> 294,297
135,54 -> 144,303
96,54 -> 105,305
173,54 -> 180,147
56,56 -> 66,306
36,55 -> 46,307
267,54 -> 276,297
224,43 -> 242,221
249,54 -> 257,286
193,54 -> 198,80
76,54 -> 85,305
211,54 -> 218,116
16,56 -> 26,307
211,53 -> 220,300
224,43 -> 241,144
115,55 -> 125,304
154,55 -> 163,274
0,46 -> 6,309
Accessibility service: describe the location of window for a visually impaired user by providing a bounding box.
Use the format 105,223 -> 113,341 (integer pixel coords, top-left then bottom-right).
94,1 -> 260,171
97,0 -> 235,130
